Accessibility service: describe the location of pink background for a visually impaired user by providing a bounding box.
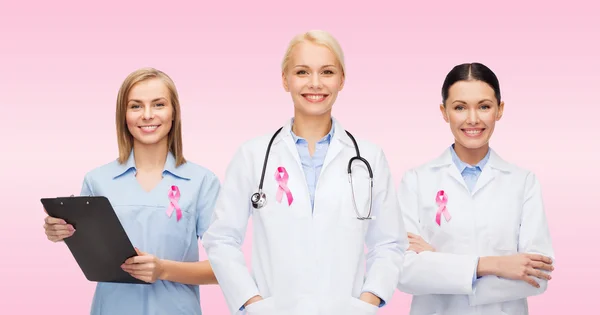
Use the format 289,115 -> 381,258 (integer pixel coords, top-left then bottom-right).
2,0 -> 598,313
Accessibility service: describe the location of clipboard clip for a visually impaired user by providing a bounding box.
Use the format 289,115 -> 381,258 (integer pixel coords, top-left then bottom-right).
58,195 -> 76,205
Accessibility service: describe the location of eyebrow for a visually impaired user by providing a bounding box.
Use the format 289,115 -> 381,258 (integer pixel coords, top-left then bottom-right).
128,98 -> 168,103
451,99 -> 494,105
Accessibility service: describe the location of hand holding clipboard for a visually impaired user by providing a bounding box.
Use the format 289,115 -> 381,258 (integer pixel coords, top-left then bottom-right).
43,214 -> 75,242
41,196 -> 150,285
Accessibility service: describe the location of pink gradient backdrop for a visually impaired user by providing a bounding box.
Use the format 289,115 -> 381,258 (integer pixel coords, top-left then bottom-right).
1,0 -> 598,313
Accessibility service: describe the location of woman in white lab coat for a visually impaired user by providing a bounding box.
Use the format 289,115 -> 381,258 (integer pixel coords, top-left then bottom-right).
396,62 -> 555,315
203,30 -> 407,315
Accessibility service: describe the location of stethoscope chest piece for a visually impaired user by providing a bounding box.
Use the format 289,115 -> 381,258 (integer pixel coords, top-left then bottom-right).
251,191 -> 267,209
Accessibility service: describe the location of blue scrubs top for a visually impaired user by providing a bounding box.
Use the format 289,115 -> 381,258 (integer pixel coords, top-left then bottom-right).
80,151 -> 220,315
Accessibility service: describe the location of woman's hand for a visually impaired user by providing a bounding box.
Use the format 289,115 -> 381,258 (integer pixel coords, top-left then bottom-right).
121,248 -> 165,283
43,214 -> 75,242
407,232 -> 436,253
477,254 -> 554,287
359,292 -> 381,307
243,295 -> 264,308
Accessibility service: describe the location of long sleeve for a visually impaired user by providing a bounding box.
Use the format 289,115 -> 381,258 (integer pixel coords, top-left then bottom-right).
468,172 -> 555,306
202,147 -> 260,314
360,149 -> 408,306
397,169 -> 479,295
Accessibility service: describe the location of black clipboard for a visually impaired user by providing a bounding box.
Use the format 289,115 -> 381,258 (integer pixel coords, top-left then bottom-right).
41,196 -> 149,285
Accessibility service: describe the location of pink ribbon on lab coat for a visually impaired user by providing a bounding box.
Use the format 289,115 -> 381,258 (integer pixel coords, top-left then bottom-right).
167,185 -> 182,222
275,167 -> 293,206
435,190 -> 451,226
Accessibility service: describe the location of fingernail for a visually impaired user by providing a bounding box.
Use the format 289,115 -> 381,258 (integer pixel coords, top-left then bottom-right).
61,220 -> 66,224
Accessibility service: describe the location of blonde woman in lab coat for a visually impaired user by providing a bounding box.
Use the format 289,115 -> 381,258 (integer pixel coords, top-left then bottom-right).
202,30 -> 407,315
397,62 -> 555,315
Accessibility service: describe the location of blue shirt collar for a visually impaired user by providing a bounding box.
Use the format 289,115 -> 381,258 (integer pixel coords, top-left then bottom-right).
290,118 -> 335,144
113,150 -> 189,180
450,144 -> 490,173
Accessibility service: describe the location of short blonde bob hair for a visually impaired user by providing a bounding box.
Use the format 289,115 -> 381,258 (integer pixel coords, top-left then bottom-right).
115,67 -> 186,167
281,30 -> 346,77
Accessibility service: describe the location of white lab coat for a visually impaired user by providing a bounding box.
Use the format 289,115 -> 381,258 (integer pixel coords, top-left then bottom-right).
203,118 -> 407,315
397,148 -> 555,315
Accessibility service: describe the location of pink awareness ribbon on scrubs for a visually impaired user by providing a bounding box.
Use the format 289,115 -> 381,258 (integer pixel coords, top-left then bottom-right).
435,190 -> 451,226
275,167 -> 293,206
166,185 -> 182,222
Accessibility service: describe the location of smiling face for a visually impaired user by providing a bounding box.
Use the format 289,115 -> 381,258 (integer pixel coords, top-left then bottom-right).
282,41 -> 345,117
125,78 -> 174,148
440,80 -> 504,153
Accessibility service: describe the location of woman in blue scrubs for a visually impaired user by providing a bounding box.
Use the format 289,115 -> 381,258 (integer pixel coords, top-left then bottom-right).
42,68 -> 220,315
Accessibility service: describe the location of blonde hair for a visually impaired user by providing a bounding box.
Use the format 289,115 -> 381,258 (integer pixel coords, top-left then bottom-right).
281,30 -> 346,77
115,67 -> 186,166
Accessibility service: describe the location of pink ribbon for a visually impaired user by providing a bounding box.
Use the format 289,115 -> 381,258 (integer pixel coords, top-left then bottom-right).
274,167 -> 293,206
167,185 -> 182,222
435,190 -> 451,226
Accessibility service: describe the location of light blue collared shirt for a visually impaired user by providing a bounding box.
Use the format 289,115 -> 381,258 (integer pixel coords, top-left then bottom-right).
449,144 -> 490,284
290,120 -> 335,210
449,144 -> 490,192
80,151 -> 220,315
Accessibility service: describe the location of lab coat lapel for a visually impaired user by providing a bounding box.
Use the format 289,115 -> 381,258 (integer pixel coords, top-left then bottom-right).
472,149 -> 512,196
471,165 -> 495,196
278,119 -> 302,168
282,135 -> 302,168
321,118 -> 352,175
447,165 -> 469,192
274,119 -> 310,209
433,149 -> 469,192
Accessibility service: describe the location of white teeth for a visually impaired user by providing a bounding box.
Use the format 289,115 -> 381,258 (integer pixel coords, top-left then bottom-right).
305,94 -> 324,101
464,130 -> 482,135
141,126 -> 158,131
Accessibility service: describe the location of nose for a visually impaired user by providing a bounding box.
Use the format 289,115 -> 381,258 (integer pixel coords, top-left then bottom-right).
143,106 -> 154,120
310,74 -> 322,89
466,108 -> 479,125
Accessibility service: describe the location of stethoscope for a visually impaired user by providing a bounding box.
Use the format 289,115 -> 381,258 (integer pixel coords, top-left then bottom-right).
250,127 -> 374,220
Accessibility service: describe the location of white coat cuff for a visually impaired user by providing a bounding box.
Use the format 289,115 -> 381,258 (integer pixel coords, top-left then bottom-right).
468,275 -> 549,306
361,262 -> 398,306
399,252 -> 479,295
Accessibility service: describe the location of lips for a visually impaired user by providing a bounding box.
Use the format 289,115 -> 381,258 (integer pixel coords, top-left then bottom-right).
139,125 -> 160,133
302,93 -> 328,103
461,128 -> 485,137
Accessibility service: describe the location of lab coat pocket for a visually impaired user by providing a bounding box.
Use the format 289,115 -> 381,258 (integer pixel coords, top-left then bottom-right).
486,213 -> 519,254
484,198 -> 521,253
339,214 -> 371,252
347,297 -> 379,315
244,297 -> 276,315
